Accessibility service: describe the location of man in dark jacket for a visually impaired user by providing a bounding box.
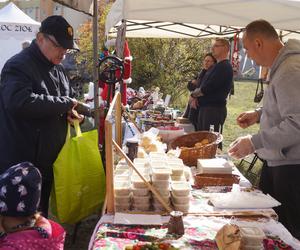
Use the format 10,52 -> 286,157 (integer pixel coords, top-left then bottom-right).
191,38 -> 233,133
0,15 -> 82,217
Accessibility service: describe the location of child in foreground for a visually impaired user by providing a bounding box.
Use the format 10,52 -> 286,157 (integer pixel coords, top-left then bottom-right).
0,162 -> 65,249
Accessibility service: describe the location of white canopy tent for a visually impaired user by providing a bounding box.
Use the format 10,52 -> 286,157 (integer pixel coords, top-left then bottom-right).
105,0 -> 300,39
0,2 -> 40,71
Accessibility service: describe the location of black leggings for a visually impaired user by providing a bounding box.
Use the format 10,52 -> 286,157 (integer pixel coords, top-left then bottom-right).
39,168 -> 54,218
259,163 -> 300,240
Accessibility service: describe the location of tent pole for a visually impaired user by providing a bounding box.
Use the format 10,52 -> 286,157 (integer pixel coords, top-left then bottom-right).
93,0 -> 99,130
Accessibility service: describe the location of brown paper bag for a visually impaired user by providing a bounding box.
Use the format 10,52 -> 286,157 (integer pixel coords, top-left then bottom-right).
215,224 -> 242,250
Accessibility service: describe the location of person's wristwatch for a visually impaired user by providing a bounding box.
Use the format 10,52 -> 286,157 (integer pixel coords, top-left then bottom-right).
255,107 -> 262,123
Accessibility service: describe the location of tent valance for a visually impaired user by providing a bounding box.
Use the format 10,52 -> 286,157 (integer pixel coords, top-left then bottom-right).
105,0 -> 300,38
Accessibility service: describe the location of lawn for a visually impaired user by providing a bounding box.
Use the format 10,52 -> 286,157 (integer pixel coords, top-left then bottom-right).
223,80 -> 264,186
222,80 -> 261,150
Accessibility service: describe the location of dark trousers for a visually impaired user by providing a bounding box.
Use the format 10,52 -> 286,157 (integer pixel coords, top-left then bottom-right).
183,103 -> 198,130
39,167 -> 54,218
196,106 -> 227,132
259,163 -> 300,240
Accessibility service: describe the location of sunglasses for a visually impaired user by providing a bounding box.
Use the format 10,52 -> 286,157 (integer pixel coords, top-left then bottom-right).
44,34 -> 64,49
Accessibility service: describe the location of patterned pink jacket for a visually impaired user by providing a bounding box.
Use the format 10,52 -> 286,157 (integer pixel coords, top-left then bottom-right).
0,218 -> 65,250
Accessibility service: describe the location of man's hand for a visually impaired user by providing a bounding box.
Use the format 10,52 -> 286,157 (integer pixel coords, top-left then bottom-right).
189,96 -> 198,109
227,135 -> 255,159
191,79 -> 197,85
237,110 -> 259,129
67,99 -> 84,125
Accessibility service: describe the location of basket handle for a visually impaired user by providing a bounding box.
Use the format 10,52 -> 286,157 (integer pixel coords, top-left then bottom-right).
214,132 -> 223,145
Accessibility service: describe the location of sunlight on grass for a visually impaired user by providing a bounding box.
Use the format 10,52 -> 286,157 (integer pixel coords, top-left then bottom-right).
223,81 -> 261,151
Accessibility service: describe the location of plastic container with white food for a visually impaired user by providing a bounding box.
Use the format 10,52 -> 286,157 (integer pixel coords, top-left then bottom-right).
132,187 -> 150,196
171,182 -> 191,196
167,157 -> 184,165
153,202 -> 169,212
243,245 -> 263,250
114,175 -> 130,182
133,158 -> 150,165
173,202 -> 190,213
133,203 -> 150,211
132,195 -> 151,204
115,203 -> 131,212
153,193 -> 170,203
169,164 -> 184,176
184,166 -> 192,181
171,174 -> 185,181
153,198 -> 171,207
197,158 -> 233,174
149,152 -> 167,158
114,168 -> 131,176
154,188 -> 170,196
131,175 -> 151,188
132,167 -> 150,176
115,194 -> 131,204
152,168 -> 171,180
152,179 -> 170,189
114,181 -> 131,196
150,161 -> 168,169
240,226 -> 265,246
171,193 -> 190,204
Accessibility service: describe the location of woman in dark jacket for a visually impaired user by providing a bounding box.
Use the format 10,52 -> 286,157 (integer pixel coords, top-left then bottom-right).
183,53 -> 217,129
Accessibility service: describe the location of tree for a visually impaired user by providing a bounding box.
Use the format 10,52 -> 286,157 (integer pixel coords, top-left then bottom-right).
76,2 -> 212,108
76,0 -> 113,77
128,38 -> 211,107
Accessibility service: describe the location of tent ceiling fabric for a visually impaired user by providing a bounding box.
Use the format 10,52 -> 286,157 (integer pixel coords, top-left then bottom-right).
52,0 -> 93,16
105,0 -> 300,38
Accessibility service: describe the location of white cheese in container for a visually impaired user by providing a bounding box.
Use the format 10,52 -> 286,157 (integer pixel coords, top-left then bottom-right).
132,195 -> 151,204
173,202 -> 190,213
171,193 -> 190,204
152,168 -> 171,180
197,158 -> 233,174
114,181 -> 131,196
171,182 -> 191,196
132,187 -> 150,196
150,161 -> 168,169
132,203 -> 150,211
169,164 -> 184,176
131,174 -> 151,188
171,175 -> 186,181
152,179 -> 170,189
115,194 -> 131,204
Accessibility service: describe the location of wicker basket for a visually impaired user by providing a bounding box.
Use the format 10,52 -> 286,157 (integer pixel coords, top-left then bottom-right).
169,131 -> 222,166
194,173 -> 240,188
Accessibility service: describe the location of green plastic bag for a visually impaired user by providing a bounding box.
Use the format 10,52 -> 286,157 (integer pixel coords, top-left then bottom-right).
51,121 -> 106,224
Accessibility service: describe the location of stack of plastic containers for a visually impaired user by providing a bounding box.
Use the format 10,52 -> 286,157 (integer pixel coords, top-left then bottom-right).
131,158 -> 151,211
114,152 -> 193,213
171,181 -> 191,213
168,157 -> 185,181
114,162 -> 131,212
149,152 -> 171,212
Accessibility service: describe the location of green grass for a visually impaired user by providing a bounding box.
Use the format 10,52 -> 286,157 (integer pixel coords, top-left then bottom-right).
223,81 -> 260,150
222,80 -> 263,186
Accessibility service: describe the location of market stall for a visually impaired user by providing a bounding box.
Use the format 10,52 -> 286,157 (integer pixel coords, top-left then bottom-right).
86,1 -> 300,248
89,93 -> 300,249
